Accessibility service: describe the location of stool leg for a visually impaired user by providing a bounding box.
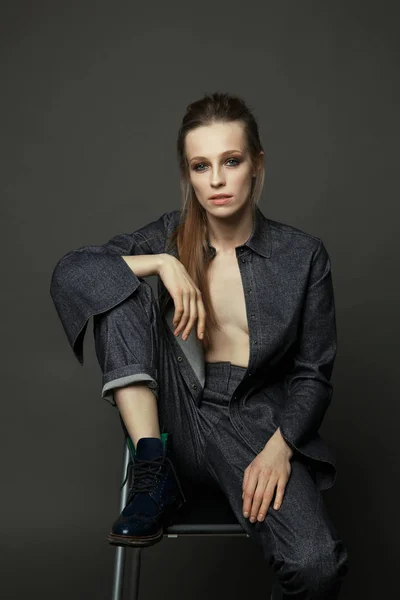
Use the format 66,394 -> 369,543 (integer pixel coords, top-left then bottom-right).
111,440 -> 132,600
111,546 -> 127,600
128,548 -> 142,599
270,579 -> 283,600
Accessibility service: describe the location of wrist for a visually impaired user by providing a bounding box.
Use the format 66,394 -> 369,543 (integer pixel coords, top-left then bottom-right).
156,253 -> 169,274
270,428 -> 294,458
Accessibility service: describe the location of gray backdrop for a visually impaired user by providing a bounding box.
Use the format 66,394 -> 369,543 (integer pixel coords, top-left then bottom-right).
2,1 -> 399,599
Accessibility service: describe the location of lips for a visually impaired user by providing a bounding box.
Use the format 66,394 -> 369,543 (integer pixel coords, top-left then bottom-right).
209,196 -> 232,205
209,194 -> 232,199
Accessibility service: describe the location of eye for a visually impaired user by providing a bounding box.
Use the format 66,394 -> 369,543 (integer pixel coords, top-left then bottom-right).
226,158 -> 240,166
192,158 -> 241,172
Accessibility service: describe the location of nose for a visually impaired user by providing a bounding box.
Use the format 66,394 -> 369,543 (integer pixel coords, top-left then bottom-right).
210,166 -> 225,187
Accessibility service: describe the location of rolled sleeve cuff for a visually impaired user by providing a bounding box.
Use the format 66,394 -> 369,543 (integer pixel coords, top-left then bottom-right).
101,364 -> 159,407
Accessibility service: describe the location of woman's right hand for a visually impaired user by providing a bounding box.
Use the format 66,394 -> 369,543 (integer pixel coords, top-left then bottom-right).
158,254 -> 206,341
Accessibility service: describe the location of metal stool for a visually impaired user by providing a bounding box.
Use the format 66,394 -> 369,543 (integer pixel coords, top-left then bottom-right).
110,438 -> 251,600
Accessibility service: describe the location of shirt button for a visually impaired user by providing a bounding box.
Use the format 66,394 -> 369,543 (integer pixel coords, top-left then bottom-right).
253,340 -> 258,345
251,313 -> 255,319
177,356 -> 183,362
191,383 -> 197,390
248,373 -> 252,377
247,288 -> 252,294
241,259 -> 246,263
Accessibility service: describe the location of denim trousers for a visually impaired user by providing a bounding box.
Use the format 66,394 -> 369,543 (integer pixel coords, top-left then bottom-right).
93,280 -> 349,599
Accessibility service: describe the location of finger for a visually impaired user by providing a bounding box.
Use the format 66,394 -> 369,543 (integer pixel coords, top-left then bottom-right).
174,290 -> 190,334
182,292 -> 198,339
179,289 -> 190,332
173,294 -> 184,330
196,292 -> 206,339
249,475 -> 269,522
242,466 -> 249,495
273,481 -> 287,511
242,467 -> 257,518
257,477 -> 279,521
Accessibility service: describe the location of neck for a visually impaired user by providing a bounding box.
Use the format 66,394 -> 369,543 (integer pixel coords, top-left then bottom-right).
206,202 -> 255,254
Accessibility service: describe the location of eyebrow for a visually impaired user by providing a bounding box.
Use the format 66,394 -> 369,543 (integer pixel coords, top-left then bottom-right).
189,149 -> 243,163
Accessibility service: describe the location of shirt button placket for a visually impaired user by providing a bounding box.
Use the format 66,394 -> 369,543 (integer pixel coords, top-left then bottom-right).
232,396 -> 244,431
238,247 -> 255,432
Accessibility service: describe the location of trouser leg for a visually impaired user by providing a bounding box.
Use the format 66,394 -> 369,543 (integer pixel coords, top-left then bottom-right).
92,279 -> 215,486
202,362 -> 350,600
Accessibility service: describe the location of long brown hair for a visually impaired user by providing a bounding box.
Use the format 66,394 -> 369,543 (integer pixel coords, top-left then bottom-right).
167,92 -> 265,351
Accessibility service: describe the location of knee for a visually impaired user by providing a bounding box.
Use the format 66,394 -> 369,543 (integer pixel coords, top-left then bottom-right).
300,542 -> 349,596
118,278 -> 156,314
93,279 -> 159,365
281,542 -> 349,597
96,279 -> 157,326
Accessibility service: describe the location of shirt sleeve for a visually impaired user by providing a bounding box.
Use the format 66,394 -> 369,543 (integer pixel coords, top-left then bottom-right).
49,212 -> 171,366
279,240 -> 337,450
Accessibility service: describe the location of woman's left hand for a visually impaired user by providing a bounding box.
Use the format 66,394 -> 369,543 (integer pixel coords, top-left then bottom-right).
242,429 -> 293,523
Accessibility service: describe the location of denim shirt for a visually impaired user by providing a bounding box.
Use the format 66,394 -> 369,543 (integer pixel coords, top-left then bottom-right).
49,205 -> 338,491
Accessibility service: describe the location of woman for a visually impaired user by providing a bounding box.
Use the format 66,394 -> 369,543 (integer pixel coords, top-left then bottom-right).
50,92 -> 349,598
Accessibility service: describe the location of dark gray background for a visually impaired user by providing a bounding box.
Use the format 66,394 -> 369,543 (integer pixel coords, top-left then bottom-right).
2,1 -> 399,599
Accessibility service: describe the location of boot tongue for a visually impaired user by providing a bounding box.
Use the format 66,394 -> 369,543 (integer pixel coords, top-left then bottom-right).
122,437 -> 165,518
135,437 -> 164,460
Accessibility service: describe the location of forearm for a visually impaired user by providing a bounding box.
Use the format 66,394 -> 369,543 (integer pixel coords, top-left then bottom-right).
278,240 -> 336,449
121,253 -> 168,278
280,383 -> 333,448
50,213 -> 171,366
51,252 -> 168,366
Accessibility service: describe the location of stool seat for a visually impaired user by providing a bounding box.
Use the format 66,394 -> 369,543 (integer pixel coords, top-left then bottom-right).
165,479 -> 248,536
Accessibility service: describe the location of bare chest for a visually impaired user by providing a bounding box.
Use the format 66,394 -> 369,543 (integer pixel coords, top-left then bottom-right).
206,254 -> 249,336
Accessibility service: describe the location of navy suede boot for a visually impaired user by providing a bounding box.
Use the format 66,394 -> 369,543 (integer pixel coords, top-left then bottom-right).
107,433 -> 186,547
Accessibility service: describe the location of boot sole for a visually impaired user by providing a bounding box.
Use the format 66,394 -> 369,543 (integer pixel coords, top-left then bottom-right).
106,525 -> 164,548
106,505 -> 181,548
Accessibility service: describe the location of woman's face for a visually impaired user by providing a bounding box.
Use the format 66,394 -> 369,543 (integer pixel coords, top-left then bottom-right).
185,121 -> 262,217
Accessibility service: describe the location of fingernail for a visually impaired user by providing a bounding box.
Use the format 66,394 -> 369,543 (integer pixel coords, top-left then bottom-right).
243,511 -> 249,518
274,504 -> 280,510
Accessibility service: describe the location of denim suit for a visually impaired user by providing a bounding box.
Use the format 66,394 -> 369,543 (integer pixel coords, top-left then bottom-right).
49,204 -> 339,493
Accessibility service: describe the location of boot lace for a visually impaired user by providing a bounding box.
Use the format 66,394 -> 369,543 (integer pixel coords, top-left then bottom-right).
120,454 -> 186,504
